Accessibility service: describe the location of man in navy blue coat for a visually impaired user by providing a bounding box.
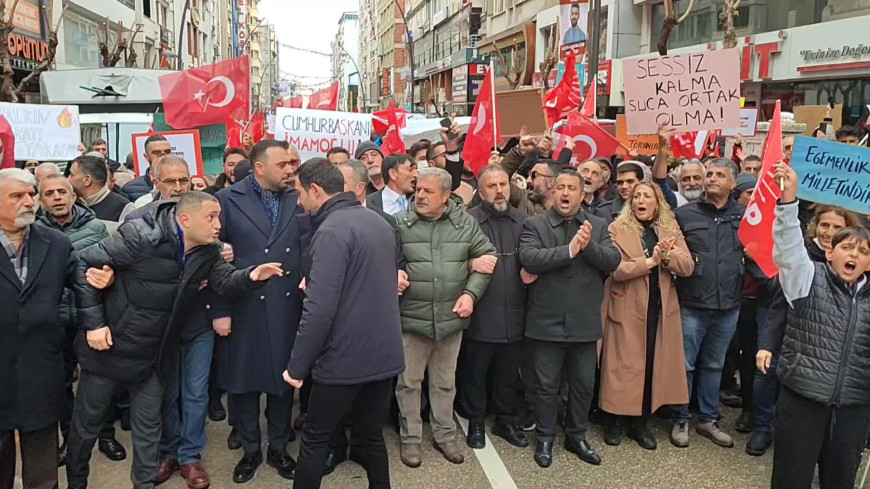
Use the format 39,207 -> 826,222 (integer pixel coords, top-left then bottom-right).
210,140 -> 310,483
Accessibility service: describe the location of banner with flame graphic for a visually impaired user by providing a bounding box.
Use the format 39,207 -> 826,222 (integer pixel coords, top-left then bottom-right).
0,102 -> 80,161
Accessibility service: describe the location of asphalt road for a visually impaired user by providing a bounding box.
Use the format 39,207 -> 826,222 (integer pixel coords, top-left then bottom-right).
36,401 -> 819,489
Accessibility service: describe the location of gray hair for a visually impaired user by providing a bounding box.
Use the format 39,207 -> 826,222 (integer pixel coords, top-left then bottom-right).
35,162 -> 61,177
477,164 -> 508,186
0,168 -> 36,191
338,159 -> 369,186
37,174 -> 74,195
706,157 -> 739,181
417,167 -> 452,193
153,155 -> 189,179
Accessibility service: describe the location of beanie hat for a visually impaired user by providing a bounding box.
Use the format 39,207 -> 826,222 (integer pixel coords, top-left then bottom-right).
735,173 -> 757,194
354,141 -> 384,160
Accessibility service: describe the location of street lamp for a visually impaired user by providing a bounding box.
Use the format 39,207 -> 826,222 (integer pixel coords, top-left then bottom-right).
337,43 -> 366,110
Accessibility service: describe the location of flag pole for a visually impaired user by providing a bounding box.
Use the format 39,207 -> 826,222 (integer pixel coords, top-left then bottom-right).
489,60 -> 497,150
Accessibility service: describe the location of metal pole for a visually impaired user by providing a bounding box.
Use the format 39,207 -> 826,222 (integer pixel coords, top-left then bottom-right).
339,45 -> 366,110
589,0 -> 602,95
489,60 -> 496,146
177,0 -> 190,70
394,0 -> 414,112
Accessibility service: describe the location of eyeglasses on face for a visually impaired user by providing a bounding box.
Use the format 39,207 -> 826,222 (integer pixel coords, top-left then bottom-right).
161,178 -> 190,186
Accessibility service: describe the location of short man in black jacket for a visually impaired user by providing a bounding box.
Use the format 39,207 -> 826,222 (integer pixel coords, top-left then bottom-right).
670,158 -> 746,450
65,192 -> 284,489
284,159 -> 405,489
460,165 -> 533,451
518,169 -> 621,468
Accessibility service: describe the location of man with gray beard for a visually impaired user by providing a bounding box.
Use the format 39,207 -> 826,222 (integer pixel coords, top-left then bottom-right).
675,160 -> 705,207
460,165 -> 536,450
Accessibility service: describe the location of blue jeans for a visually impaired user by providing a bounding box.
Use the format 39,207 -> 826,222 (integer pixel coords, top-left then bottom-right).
753,308 -> 778,433
160,330 -> 215,465
674,306 -> 740,424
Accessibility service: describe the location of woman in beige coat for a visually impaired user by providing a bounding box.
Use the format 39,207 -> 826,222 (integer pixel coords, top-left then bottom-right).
599,181 -> 694,450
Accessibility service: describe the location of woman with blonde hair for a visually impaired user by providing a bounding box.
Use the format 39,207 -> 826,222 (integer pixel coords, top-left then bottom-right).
599,181 -> 695,449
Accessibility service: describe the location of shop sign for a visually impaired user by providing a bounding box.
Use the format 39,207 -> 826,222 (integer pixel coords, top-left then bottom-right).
799,44 -> 870,63
452,65 -> 468,103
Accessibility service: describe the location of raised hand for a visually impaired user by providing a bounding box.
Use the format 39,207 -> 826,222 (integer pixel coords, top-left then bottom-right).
570,221 -> 593,256
519,135 -> 537,155
773,162 -> 798,202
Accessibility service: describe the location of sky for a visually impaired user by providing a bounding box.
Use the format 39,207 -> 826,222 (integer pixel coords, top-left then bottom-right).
259,0 -> 359,94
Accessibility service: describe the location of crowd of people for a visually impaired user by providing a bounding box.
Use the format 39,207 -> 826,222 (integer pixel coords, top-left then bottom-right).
0,114 -> 869,489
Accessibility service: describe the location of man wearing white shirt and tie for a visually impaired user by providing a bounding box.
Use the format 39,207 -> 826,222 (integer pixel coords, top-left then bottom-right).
366,154 -> 418,215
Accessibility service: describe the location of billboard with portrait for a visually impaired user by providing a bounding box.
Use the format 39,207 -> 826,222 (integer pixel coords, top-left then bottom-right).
560,0 -> 589,60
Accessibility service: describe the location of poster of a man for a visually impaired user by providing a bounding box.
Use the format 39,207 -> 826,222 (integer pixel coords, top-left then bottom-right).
563,3 -> 587,44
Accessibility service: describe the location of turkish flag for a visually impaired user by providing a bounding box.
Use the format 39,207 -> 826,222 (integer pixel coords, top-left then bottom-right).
671,131 -> 712,160
159,57 -> 250,129
307,82 -> 339,111
462,66 -> 500,176
543,51 -> 583,127
739,100 -> 784,278
250,110 -> 266,143
278,95 -> 304,108
0,115 -> 14,169
552,112 -> 624,166
580,78 -> 596,118
375,105 -> 407,156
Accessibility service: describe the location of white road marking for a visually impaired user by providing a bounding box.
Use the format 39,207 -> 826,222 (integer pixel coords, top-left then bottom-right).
456,413 -> 519,489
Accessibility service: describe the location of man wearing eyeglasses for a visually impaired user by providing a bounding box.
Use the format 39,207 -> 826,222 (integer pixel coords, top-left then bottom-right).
120,156 -> 192,221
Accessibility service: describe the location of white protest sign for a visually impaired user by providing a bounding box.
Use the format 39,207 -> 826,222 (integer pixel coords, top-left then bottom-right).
722,107 -> 760,137
0,102 -> 80,161
623,49 -> 741,135
131,130 -> 204,177
275,108 -> 372,161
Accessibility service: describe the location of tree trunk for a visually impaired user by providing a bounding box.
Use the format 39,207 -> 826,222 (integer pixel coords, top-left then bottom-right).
658,17 -> 678,56
720,0 -> 738,49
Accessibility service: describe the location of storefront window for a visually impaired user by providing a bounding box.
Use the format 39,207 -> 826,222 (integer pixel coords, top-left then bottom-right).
650,0 -> 869,50
760,78 -> 870,125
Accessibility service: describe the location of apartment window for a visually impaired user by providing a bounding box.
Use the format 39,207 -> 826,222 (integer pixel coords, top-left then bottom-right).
188,23 -> 200,57
63,11 -> 100,68
143,0 -> 151,18
489,0 -> 505,15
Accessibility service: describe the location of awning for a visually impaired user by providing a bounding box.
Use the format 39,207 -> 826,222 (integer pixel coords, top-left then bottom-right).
40,67 -> 176,106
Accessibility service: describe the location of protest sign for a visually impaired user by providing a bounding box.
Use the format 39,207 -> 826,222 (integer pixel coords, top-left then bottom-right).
131,130 -> 205,177
790,136 -> 870,215
722,107 -> 760,137
153,114 -> 226,175
0,102 -> 80,161
623,49 -> 741,135
615,115 -> 658,155
559,0 -> 589,60
496,88 -> 548,137
793,104 -> 842,137
274,108 -> 371,161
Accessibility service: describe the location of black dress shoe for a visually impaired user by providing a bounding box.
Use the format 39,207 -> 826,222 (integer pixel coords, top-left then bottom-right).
208,398 -> 226,422
466,421 -> 486,449
232,451 -> 263,484
348,449 -> 365,466
98,436 -> 127,461
491,423 -> 529,448
627,420 -> 657,451
720,391 -> 742,409
533,441 -> 553,468
745,431 -> 773,456
323,451 -> 348,476
603,415 -> 624,446
120,408 -> 131,431
565,438 -> 601,466
57,439 -> 67,467
266,448 -> 296,480
735,410 -> 753,433
227,428 -> 241,451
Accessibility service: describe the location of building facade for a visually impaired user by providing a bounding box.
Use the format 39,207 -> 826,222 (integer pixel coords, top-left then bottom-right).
359,0 -> 381,111
376,0 -> 407,109
332,12 -> 361,112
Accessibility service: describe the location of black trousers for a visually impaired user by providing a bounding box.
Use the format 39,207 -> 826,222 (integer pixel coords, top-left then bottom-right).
231,389 -> 294,455
0,424 -> 57,489
58,326 -> 115,443
737,297 -> 758,410
531,340 -> 597,443
772,387 -> 870,489
293,379 -> 392,489
459,339 -> 524,425
66,371 -> 163,489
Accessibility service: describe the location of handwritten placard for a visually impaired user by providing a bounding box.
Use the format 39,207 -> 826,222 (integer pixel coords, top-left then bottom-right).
275,108 -> 372,162
0,102 -> 80,161
623,49 -> 741,135
615,115 -> 658,155
790,136 -> 870,215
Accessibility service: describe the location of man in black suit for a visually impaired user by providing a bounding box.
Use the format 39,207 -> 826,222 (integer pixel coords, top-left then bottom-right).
365,154 -> 417,216
0,168 -> 76,489
518,169 -> 621,469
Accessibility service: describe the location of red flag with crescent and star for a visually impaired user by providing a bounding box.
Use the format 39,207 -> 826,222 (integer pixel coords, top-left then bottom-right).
552,112 -> 624,166
373,104 -> 407,156
159,57 -> 250,129
543,51 -> 583,127
0,115 -> 15,169
738,100 -> 785,278
462,66 -> 500,176
307,82 -> 340,111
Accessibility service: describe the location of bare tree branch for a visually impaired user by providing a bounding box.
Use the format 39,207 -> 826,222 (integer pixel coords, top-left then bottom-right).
125,24 -> 143,67
0,0 -> 21,102
106,21 -> 126,67
658,0 -> 696,55
13,4 -> 68,100
677,0 -> 696,23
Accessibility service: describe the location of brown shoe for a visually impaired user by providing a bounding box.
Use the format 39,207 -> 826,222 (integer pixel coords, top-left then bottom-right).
155,457 -> 179,485
180,462 -> 210,489
400,443 -> 422,468
434,440 -> 465,464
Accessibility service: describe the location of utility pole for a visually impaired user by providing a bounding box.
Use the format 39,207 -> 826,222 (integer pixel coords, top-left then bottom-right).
393,0 -> 414,112
177,0 -> 190,70
589,0 -> 601,105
